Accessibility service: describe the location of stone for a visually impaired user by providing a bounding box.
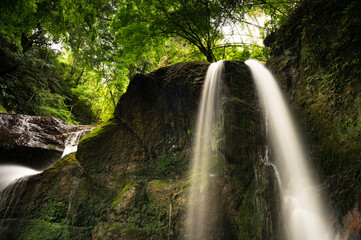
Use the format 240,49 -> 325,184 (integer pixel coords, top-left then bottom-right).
0,61 -> 277,239
0,113 -> 93,170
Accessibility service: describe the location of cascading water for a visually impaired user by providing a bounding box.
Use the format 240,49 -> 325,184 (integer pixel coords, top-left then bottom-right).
0,165 -> 41,228
61,131 -> 86,158
184,60 -> 224,240
0,126 -> 88,222
246,59 -> 334,240
0,165 -> 41,192
0,129 -> 85,192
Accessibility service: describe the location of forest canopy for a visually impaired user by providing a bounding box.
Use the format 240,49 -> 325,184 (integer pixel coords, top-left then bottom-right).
0,0 -> 300,124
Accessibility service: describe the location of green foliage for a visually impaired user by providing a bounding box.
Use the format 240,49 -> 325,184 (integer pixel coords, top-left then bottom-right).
0,0 -> 299,123
154,155 -> 173,175
297,0 -> 361,143
20,219 -> 64,240
151,153 -> 189,178
0,0 -> 108,50
0,0 -> 123,124
111,0 -> 256,62
252,0 -> 302,37
0,45 -> 80,123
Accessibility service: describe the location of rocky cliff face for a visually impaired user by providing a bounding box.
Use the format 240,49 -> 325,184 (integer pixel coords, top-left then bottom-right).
0,61 -> 279,239
266,0 -> 361,238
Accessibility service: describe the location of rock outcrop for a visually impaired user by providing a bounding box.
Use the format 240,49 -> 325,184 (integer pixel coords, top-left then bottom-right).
266,0 -> 361,238
0,61 -> 279,239
0,113 -> 93,170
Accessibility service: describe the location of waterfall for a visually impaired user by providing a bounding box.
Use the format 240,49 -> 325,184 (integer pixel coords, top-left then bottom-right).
0,165 -> 41,192
0,165 -> 41,229
0,130 -> 85,192
61,131 -> 86,158
246,59 -> 335,240
184,60 -> 224,240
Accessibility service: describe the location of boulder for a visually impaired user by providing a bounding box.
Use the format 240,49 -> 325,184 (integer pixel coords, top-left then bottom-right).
0,61 -> 278,239
0,113 -> 93,170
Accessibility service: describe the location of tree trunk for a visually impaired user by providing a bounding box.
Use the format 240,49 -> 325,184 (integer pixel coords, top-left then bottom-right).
206,53 -> 214,62
198,45 -> 215,62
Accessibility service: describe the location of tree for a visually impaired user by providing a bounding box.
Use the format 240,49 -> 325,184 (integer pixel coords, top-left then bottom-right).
0,0 -> 302,124
112,0 -> 248,62
249,0 -> 301,35
111,0 -> 302,62
0,0 -> 110,51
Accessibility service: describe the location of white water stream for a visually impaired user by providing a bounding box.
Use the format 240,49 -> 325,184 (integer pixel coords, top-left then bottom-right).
246,59 -> 334,240
184,60 -> 224,240
1,128 -> 87,193
0,166 -> 41,227
0,165 -> 41,192
0,129 -> 87,231
61,131 -> 85,158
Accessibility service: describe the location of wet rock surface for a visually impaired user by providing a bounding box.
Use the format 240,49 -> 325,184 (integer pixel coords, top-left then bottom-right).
0,113 -> 93,170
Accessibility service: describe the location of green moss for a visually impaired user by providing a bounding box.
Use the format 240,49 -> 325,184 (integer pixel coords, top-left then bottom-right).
79,118 -> 117,144
125,198 -> 168,239
49,153 -> 77,172
19,220 -> 63,240
76,117 -> 120,173
233,97 -> 248,105
150,153 -> 188,177
47,144 -> 57,150
42,201 -> 67,222
112,182 -> 135,207
70,174 -> 126,227
317,133 -> 361,217
17,219 -> 92,240
150,180 -> 169,188
154,155 -> 172,175
92,221 -> 125,237
91,182 -> 170,240
0,103 -> 7,113
300,92 -> 361,216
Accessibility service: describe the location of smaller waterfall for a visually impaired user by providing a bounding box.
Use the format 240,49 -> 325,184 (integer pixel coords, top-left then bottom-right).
0,165 -> 41,228
0,178 -> 27,227
184,60 -> 224,239
61,131 -> 85,158
246,59 -> 335,240
0,165 -> 41,192
0,129 -> 85,192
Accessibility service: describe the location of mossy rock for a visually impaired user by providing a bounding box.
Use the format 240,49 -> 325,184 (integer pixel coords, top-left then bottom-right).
0,103 -> 7,113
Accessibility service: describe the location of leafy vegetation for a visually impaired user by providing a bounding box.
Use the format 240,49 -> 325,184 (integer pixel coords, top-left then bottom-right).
0,0 -> 300,124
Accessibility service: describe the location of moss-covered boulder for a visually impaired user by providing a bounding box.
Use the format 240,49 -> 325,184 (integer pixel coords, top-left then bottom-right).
0,61 -> 279,239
